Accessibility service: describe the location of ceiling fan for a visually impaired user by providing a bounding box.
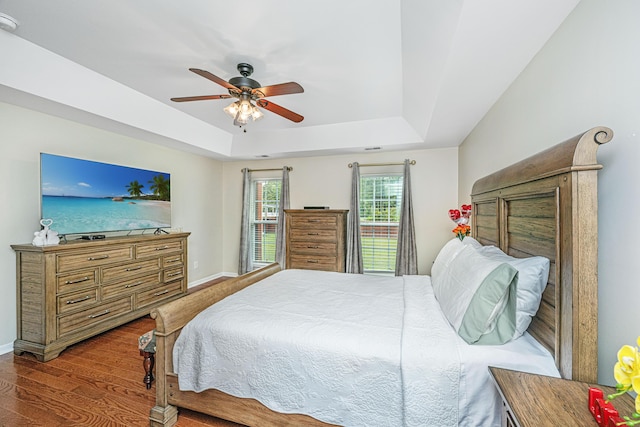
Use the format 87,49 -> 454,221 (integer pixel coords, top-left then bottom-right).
171,63 -> 304,127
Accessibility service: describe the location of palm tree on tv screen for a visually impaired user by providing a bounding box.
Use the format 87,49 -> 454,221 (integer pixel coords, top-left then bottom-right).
126,180 -> 144,198
149,175 -> 170,201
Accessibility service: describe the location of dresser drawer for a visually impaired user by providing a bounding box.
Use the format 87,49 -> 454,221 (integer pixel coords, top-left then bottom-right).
102,274 -> 161,300
289,214 -> 338,229
163,265 -> 185,282
57,288 -> 99,314
289,229 -> 337,242
57,296 -> 133,337
102,258 -> 160,283
289,241 -> 337,255
57,246 -> 134,273
289,254 -> 338,270
136,281 -> 183,309
56,270 -> 98,294
163,253 -> 184,267
136,240 -> 184,258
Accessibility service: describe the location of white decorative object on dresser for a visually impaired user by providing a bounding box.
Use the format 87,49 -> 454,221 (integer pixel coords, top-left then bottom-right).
11,232 -> 189,362
284,209 -> 347,272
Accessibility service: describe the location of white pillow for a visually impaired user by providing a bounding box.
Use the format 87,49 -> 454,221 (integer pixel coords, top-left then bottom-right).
431,237 -> 482,289
477,245 -> 550,339
432,243 -> 518,345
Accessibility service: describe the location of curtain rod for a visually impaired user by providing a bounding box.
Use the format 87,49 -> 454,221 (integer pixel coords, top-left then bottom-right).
348,160 -> 416,168
241,166 -> 293,172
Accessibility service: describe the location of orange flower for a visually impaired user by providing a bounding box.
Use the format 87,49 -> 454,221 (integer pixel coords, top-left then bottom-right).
452,224 -> 471,240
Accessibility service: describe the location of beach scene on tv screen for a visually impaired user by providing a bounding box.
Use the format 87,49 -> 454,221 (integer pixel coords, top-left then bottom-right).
40,154 -> 171,235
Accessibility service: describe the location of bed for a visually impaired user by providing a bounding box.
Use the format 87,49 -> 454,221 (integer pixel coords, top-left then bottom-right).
149,126 -> 613,427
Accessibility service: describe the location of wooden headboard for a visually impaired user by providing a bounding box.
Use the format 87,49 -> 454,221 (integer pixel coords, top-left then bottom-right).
470,126 -> 613,383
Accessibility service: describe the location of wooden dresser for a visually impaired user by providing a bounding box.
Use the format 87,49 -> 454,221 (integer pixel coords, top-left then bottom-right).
11,232 -> 190,361
489,367 -> 636,427
285,209 -> 347,272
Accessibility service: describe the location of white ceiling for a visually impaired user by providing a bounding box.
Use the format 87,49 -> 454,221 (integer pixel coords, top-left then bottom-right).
0,0 -> 580,160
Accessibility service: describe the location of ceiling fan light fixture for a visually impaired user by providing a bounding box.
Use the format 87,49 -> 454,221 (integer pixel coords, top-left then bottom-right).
239,99 -> 252,115
234,110 -> 249,126
251,105 -> 264,121
223,101 -> 239,118
227,98 -> 263,126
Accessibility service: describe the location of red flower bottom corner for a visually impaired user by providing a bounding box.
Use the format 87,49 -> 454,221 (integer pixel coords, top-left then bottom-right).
589,387 -> 629,426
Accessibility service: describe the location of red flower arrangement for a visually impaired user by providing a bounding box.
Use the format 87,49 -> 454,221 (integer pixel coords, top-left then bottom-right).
449,204 -> 471,240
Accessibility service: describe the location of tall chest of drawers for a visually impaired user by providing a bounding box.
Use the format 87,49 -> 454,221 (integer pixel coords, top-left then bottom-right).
285,209 -> 347,272
11,232 -> 189,361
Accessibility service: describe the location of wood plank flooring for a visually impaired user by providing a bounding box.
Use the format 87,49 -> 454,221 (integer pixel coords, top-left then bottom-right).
0,279 -> 245,426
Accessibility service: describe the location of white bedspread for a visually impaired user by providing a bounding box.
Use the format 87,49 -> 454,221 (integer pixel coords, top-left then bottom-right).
173,269 -> 559,426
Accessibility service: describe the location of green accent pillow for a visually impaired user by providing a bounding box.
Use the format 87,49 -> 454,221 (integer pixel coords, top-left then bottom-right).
458,264 -> 518,344
432,244 -> 518,345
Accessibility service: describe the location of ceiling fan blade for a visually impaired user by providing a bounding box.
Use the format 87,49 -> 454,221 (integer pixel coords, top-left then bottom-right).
257,99 -> 304,123
254,82 -> 304,98
189,68 -> 239,92
171,94 -> 232,102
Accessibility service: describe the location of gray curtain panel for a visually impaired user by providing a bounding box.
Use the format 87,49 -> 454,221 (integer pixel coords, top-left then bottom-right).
346,162 -> 363,274
275,166 -> 290,268
238,168 -> 253,274
395,159 -> 418,276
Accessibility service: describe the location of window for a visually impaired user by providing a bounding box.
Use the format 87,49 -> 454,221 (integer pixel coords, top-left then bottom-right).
251,178 -> 282,266
359,174 -> 403,273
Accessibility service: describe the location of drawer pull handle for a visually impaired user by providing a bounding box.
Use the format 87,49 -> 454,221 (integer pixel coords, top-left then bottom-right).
307,245 -> 320,249
124,281 -> 144,289
64,276 -> 91,285
155,246 -> 170,251
125,266 -> 142,272
307,260 -> 319,263
153,290 -> 170,296
88,309 -> 110,319
167,271 -> 182,277
87,255 -> 110,261
166,258 -> 180,263
307,219 -> 320,222
307,232 -> 319,236
66,295 -> 91,304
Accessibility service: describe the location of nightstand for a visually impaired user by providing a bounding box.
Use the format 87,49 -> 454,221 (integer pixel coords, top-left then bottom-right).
489,367 -> 636,427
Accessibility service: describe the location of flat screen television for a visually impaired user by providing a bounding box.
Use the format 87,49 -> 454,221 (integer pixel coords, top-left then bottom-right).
40,153 -> 171,236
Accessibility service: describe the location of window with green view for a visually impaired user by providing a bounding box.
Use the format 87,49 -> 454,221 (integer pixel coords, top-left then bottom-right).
251,178 -> 281,266
359,174 -> 403,273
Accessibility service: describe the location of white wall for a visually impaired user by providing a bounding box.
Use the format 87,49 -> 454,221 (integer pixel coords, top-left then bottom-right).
0,101 -> 225,350
458,0 -> 640,385
221,149 -> 459,275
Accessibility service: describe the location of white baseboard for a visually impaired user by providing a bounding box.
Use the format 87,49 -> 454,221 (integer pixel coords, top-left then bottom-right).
0,342 -> 12,356
188,271 -> 237,289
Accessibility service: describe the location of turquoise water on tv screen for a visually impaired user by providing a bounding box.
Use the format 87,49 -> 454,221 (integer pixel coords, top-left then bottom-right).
40,153 -> 171,236
42,195 -> 171,235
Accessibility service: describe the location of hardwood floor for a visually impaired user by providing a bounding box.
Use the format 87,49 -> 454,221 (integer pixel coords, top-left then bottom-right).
0,278 -> 245,426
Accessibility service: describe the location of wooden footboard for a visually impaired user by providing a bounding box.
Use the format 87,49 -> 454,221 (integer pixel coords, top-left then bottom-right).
162,373 -> 336,426
149,263 -> 283,427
